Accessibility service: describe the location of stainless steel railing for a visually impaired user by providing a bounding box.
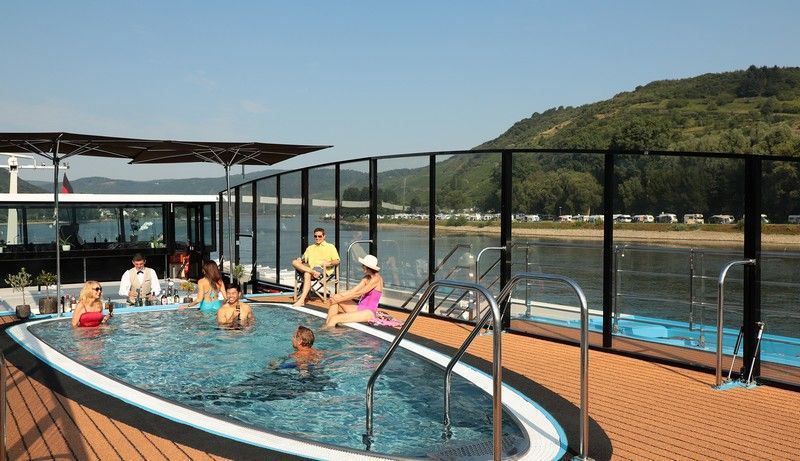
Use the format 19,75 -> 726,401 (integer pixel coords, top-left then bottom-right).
715,259 -> 756,387
365,280 -> 504,460
492,272 -> 592,461
345,239 -> 372,290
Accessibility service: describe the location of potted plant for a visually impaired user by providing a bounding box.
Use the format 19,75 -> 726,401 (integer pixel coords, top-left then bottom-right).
232,264 -> 246,286
149,234 -> 164,248
5,267 -> 33,319
36,269 -> 59,314
59,235 -> 71,251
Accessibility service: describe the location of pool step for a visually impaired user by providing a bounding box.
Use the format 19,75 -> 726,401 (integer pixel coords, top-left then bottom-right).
427,435 -> 524,460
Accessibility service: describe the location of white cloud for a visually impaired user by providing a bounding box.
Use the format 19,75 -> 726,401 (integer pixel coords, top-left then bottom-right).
240,99 -> 268,114
185,70 -> 216,89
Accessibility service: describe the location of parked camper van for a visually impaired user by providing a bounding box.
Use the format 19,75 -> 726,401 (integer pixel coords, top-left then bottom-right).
656,213 -> 678,223
789,215 -> 800,224
709,214 -> 735,224
683,213 -> 704,224
632,214 -> 655,223
613,214 -> 632,223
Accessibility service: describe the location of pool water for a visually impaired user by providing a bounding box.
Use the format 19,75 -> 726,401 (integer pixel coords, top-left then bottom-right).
29,304 -> 528,458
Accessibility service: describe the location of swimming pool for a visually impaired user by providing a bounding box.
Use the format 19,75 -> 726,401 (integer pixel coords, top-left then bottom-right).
9,303 -> 566,460
517,313 -> 800,367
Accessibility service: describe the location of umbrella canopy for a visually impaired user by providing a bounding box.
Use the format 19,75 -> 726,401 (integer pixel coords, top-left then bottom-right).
0,132 -> 330,304
127,140 -> 332,282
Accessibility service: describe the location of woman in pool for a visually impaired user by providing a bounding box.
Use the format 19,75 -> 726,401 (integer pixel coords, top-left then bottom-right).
325,254 -> 383,328
182,261 -> 226,312
71,281 -> 110,328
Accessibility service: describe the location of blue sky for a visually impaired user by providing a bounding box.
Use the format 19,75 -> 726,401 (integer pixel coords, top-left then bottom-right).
2,1 -> 799,181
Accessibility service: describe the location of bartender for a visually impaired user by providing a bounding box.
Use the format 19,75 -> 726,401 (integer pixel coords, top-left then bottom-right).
119,253 -> 161,304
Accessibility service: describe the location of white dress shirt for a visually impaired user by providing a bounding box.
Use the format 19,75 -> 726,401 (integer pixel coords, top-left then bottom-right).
118,267 -> 162,297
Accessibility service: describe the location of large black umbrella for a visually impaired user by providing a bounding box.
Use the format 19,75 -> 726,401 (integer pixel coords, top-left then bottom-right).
0,132 -> 160,312
128,140 -> 331,282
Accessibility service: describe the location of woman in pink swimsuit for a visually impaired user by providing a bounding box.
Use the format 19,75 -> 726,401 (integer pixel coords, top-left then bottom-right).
325,254 -> 384,328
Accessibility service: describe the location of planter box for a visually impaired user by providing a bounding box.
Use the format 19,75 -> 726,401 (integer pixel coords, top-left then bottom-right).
39,296 -> 59,314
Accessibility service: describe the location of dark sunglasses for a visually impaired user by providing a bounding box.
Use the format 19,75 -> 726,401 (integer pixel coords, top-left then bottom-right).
93,287 -> 103,292
314,234 -> 324,238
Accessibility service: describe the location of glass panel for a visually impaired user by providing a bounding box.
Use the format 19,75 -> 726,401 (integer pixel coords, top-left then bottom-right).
612,154 -> 745,364
0,206 -> 26,248
340,161 -> 371,288
203,204 -> 214,250
220,192 -> 233,263
760,159 -> 800,384
433,153 -> 501,319
377,156 -> 429,309
74,206 -> 121,248
279,172 -> 302,285
508,152 -> 605,345
256,177 -> 277,283
309,165 -> 338,272
175,206 -> 189,248
239,184 -> 253,266
122,205 -> 165,249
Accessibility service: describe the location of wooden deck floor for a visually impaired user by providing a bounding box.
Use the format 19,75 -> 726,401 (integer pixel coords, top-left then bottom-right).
2,300 -> 799,461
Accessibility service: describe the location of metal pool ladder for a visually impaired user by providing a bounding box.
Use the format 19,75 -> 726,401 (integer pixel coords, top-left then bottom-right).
364,280 -> 504,460
484,273 -> 593,461
715,259 -> 757,387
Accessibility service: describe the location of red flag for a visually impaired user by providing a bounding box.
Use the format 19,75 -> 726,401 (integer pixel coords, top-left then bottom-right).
61,173 -> 73,193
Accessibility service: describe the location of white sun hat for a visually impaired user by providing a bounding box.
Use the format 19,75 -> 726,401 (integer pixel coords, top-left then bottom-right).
358,254 -> 381,271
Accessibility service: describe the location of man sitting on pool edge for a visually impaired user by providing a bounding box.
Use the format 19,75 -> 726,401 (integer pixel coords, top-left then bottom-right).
292,227 -> 340,307
216,283 -> 254,328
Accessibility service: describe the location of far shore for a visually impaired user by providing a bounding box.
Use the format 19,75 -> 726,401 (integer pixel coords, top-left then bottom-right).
371,222 -> 800,249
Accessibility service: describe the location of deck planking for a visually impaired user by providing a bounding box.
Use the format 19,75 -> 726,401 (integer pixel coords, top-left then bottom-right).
2,301 -> 799,461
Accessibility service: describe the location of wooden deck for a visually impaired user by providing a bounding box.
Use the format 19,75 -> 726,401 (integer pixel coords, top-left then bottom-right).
2,300 -> 799,461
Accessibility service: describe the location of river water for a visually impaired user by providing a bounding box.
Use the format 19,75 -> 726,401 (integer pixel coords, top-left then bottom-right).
23,216 -> 799,339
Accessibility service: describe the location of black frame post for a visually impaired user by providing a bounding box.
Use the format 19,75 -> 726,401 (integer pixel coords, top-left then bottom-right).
275,175 -> 281,285
602,152 -> 615,348
428,155 -> 436,314
369,158 -> 378,257
251,181 -> 258,285
743,156 -> 762,378
500,151 -> 513,330
301,168 -> 310,251
335,164 -> 341,253
234,186 -> 241,265
218,192 -> 224,263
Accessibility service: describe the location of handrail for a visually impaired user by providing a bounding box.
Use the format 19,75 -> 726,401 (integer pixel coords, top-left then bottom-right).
715,259 -> 757,387
400,243 -> 471,308
1,351 -> 6,461
365,280 -> 504,460
475,246 -> 505,284
345,239 -> 372,290
496,272 -> 591,461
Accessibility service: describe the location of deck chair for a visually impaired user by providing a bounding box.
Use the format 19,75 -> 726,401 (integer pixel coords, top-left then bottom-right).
293,265 -> 339,303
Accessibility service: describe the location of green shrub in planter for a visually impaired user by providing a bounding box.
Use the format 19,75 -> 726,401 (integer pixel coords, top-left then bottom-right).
5,267 -> 33,319
36,269 -> 59,314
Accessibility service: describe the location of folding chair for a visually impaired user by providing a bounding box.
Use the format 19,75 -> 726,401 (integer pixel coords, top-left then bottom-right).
293,265 -> 339,303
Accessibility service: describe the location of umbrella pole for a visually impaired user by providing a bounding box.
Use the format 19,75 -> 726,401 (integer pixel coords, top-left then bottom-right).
225,164 -> 234,285
53,155 -> 62,316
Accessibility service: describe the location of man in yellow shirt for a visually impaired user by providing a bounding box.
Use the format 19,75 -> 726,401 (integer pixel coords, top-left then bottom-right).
292,227 -> 340,306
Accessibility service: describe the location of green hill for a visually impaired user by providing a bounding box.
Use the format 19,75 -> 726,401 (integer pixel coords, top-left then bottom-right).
478,65 -> 800,154
374,66 -> 800,220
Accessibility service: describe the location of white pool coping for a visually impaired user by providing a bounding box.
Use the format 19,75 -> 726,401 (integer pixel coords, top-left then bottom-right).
7,303 -> 567,461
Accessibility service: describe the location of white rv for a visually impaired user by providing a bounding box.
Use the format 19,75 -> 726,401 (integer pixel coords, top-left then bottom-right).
789,215 -> 800,224
632,214 -> 655,223
709,214 -> 735,224
656,213 -> 678,223
683,213 -> 704,224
